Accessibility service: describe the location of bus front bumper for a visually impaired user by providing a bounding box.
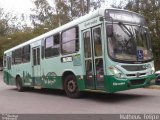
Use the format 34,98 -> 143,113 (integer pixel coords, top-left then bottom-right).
104,74 -> 156,93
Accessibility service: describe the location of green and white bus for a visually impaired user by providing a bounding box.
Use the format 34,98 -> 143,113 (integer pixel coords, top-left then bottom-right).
3,8 -> 155,98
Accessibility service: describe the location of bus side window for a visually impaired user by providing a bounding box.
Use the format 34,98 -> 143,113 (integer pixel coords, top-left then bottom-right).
14,48 -> 22,64
12,49 -> 22,65
61,27 -> 79,54
45,34 -> 60,58
45,33 -> 60,58
45,36 -> 54,58
22,45 -> 30,63
53,33 -> 60,56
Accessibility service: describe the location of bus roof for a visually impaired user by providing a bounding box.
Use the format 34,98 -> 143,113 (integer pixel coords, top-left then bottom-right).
4,7 -> 142,54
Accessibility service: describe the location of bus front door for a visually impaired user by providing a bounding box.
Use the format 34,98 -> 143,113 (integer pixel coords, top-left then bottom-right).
83,25 -> 104,90
32,46 -> 41,87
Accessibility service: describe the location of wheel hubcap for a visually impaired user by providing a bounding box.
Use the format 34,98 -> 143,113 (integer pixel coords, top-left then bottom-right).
67,80 -> 76,92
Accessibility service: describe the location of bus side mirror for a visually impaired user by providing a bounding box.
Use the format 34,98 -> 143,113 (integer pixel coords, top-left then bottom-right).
106,25 -> 113,37
105,16 -> 114,37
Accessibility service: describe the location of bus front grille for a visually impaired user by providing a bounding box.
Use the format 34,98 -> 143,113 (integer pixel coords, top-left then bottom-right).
121,65 -> 146,71
127,73 -> 146,77
129,79 -> 146,85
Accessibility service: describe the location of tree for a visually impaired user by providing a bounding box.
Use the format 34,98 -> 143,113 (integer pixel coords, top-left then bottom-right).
111,0 -> 127,9
55,0 -> 70,26
0,8 -> 10,36
30,0 -> 55,29
0,8 -> 34,62
69,0 -> 82,18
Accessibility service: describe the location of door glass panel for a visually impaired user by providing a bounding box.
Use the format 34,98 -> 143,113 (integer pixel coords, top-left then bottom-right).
33,48 -> 40,66
33,49 -> 36,65
83,26 -> 104,90
37,48 -> 40,65
85,60 -> 94,88
95,58 -> 104,87
93,27 -> 102,56
84,31 -> 91,58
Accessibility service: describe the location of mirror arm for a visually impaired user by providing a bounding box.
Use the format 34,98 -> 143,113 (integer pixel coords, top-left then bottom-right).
99,17 -> 105,21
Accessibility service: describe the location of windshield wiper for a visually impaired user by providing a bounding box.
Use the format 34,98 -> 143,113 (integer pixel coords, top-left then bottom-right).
118,22 -> 137,56
118,22 -> 133,37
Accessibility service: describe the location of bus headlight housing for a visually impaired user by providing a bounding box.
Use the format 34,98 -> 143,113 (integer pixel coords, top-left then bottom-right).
151,66 -> 155,74
146,64 -> 155,75
109,66 -> 126,79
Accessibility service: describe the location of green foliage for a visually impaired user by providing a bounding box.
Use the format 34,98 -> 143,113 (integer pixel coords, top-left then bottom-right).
0,8 -> 9,36
30,0 -> 53,27
55,0 -> 70,26
69,0 -> 82,19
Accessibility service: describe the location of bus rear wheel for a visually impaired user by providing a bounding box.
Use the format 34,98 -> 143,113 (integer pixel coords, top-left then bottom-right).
16,76 -> 24,92
64,74 -> 81,98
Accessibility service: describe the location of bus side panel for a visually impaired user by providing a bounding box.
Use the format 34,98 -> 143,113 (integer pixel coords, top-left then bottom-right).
21,63 -> 33,87
3,54 -> 15,85
40,54 -> 85,90
3,69 -> 10,85
6,63 -> 32,87
3,69 -> 16,85
40,57 -> 62,89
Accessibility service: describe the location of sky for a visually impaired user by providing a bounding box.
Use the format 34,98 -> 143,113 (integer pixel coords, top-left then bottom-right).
0,0 -> 35,15
0,0 -> 122,14
0,0 -> 122,25
0,0 -> 35,25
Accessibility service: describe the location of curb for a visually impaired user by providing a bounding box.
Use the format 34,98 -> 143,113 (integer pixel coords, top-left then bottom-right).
145,85 -> 160,90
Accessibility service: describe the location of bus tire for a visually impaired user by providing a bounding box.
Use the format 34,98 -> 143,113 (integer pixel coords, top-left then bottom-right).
64,74 -> 81,98
16,76 -> 24,92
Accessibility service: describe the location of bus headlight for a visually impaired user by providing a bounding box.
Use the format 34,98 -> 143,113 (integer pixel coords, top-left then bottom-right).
109,66 -> 126,79
146,63 -> 155,75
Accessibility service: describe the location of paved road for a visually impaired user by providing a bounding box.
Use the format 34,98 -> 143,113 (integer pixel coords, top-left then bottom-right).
0,71 -> 160,114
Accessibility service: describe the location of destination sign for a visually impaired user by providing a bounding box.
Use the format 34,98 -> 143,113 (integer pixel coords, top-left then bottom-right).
106,9 -> 146,25
61,56 -> 73,63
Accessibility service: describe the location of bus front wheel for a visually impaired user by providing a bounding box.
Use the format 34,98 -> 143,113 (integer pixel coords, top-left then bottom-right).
64,74 -> 81,98
16,76 -> 24,92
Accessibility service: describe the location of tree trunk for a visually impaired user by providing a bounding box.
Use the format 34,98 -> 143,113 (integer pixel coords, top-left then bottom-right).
87,0 -> 90,13
80,0 -> 85,16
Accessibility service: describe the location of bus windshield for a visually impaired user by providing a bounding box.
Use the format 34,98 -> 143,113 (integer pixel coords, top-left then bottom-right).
107,23 -> 153,62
